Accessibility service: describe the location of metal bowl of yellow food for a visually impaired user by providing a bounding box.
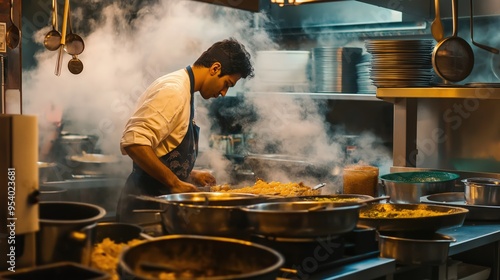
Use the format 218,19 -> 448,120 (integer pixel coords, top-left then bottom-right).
358,203 -> 468,232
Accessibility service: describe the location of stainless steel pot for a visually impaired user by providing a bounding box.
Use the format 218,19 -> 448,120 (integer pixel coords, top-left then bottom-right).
39,185 -> 67,201
67,153 -> 120,176
155,192 -> 265,206
37,201 -> 106,265
117,235 -> 285,280
462,177 -> 500,206
244,153 -> 333,182
241,201 -> 362,238
161,203 -> 249,238
58,134 -> 96,156
38,161 -> 60,182
378,232 -> 456,265
381,171 -> 460,203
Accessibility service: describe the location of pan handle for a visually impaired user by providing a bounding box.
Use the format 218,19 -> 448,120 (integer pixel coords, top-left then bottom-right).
451,0 -> 458,37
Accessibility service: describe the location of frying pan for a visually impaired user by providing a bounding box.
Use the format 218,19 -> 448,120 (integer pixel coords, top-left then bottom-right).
432,0 -> 474,83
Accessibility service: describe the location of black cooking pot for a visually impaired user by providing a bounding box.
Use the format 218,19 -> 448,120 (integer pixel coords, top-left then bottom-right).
37,202 -> 106,266
118,235 -> 284,280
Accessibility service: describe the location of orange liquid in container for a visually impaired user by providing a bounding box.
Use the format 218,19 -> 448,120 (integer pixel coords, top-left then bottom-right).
343,165 -> 379,196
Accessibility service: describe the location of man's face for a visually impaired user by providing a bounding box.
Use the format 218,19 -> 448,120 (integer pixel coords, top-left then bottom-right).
200,63 -> 241,99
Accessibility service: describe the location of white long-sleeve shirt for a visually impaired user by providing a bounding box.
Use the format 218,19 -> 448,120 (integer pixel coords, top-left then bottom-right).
120,69 -> 192,158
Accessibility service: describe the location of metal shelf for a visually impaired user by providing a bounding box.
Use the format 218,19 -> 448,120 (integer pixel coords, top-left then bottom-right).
376,87 -> 500,100
247,92 -> 380,101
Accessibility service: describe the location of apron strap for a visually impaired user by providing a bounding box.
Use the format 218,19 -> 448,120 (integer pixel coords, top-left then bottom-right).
186,66 -> 195,120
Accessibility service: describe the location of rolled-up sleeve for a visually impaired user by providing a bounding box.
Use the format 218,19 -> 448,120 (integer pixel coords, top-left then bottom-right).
120,91 -> 184,155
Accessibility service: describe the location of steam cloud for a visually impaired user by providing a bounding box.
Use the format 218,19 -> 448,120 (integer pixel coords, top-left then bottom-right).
23,0 -> 393,192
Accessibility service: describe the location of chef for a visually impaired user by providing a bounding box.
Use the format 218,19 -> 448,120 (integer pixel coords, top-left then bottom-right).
116,38 -> 254,223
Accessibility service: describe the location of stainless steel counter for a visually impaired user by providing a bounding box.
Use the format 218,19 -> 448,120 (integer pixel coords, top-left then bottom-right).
297,222 -> 500,280
304,257 -> 395,280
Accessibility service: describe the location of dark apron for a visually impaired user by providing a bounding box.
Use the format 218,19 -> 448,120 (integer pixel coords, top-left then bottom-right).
116,66 -> 199,223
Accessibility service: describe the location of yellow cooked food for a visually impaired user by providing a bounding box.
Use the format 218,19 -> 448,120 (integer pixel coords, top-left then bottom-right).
311,197 -> 363,202
360,207 -> 454,218
90,238 -> 143,280
211,179 -> 320,197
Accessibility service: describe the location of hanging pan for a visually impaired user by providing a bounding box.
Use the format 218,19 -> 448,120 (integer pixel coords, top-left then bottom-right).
432,0 -> 474,83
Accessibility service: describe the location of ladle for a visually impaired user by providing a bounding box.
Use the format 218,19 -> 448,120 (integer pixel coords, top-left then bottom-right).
6,0 -> 21,50
312,183 -> 326,190
431,0 -> 444,42
470,0 -> 499,54
66,14 -> 84,75
64,2 -> 85,56
307,195 -> 390,212
44,0 -> 62,51
68,55 -> 84,75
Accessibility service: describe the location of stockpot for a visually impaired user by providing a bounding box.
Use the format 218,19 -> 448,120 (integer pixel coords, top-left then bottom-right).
37,201 -> 106,265
462,177 -> 500,206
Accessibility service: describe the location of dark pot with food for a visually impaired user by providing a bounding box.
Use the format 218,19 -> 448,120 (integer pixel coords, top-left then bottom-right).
117,235 -> 284,280
88,222 -> 152,278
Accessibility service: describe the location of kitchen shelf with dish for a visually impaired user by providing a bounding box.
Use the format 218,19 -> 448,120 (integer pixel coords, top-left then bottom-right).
376,86 -> 500,100
248,91 -> 380,101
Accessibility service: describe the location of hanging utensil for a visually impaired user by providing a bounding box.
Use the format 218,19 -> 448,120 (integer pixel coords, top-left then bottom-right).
65,7 -> 84,75
68,55 -> 83,74
64,1 -> 85,56
6,0 -> 21,49
469,0 -> 499,54
44,0 -> 62,51
431,0 -> 444,42
432,0 -> 474,83
55,0 -> 70,76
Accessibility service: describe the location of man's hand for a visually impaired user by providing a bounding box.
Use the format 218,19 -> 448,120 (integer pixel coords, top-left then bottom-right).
189,169 -> 217,187
124,144 -> 199,193
171,180 -> 199,193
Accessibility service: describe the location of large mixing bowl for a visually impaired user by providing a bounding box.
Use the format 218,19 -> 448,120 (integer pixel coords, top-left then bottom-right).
242,201 -> 362,237
381,171 -> 460,203
462,177 -> 500,206
118,235 -> 284,280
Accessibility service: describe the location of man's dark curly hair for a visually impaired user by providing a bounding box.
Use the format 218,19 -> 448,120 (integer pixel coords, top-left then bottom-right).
194,37 -> 254,79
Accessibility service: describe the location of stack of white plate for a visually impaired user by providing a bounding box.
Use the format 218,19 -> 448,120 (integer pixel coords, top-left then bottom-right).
356,54 -> 376,94
311,47 -> 362,93
365,39 -> 434,88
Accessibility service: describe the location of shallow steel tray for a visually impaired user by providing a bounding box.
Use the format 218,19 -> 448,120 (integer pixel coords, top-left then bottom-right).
357,203 -> 468,232
421,192 -> 500,221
